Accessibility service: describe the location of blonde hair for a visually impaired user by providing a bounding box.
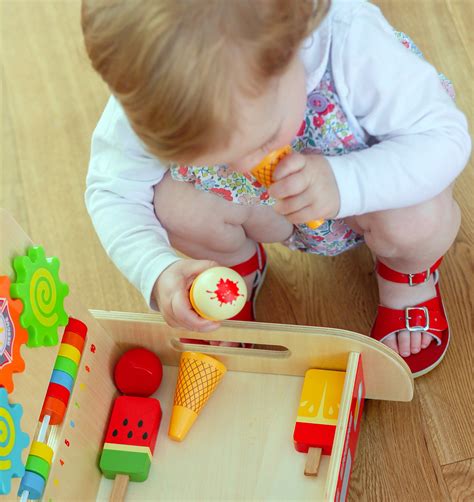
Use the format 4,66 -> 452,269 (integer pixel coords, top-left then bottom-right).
82,0 -> 330,163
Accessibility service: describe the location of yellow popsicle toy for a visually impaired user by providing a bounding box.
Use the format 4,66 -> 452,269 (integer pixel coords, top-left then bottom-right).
293,369 -> 346,476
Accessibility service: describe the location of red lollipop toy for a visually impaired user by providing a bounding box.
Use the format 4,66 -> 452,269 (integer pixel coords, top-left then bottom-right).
114,347 -> 163,397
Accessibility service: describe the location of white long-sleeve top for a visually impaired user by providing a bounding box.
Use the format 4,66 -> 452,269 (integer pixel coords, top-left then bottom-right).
85,0 -> 471,307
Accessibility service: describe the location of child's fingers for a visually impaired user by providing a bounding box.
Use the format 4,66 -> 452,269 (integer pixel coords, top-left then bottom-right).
272,153 -> 306,182
269,171 -> 309,200
210,341 -> 241,347
159,298 -> 186,330
274,189 -> 315,216
286,206 -> 322,225
181,259 -> 220,287
171,291 -> 220,332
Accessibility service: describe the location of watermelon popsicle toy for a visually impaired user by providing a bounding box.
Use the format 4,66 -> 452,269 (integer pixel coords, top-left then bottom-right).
100,396 -> 162,491
293,369 -> 345,476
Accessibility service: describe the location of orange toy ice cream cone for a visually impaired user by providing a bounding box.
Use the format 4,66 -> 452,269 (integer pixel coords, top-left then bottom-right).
169,352 -> 227,441
251,145 -> 324,230
251,145 -> 293,188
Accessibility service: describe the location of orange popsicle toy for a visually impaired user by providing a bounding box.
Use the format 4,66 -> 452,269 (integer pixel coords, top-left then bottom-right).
169,352 -> 226,441
251,145 -> 324,230
293,369 -> 346,476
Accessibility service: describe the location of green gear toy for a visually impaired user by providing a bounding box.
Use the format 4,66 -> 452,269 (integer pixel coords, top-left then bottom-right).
10,246 -> 69,347
0,388 -> 30,495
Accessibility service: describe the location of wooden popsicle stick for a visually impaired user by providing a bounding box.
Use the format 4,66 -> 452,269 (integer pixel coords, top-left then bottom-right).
304,447 -> 322,477
110,474 -> 129,502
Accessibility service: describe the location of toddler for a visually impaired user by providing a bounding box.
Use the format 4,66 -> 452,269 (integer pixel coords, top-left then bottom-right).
81,0 -> 471,377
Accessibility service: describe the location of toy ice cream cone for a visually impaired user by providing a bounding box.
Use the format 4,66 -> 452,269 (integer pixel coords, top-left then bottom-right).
251,145 -> 293,188
251,145 -> 324,230
169,352 -> 227,441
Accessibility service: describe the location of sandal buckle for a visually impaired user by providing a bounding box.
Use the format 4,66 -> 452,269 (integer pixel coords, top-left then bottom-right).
405,307 -> 430,332
408,268 -> 431,286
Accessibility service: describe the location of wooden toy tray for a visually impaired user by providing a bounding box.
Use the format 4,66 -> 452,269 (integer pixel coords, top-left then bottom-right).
1,208 -> 413,501
93,312 -> 413,501
100,362 -> 331,500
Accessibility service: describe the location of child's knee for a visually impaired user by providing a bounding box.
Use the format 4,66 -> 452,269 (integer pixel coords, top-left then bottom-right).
362,188 -> 460,255
402,190 -> 460,247
153,174 -> 248,253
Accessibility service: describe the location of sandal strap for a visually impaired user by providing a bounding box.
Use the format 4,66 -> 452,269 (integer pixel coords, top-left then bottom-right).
376,257 -> 443,286
229,243 -> 267,322
230,243 -> 266,277
372,295 -> 448,346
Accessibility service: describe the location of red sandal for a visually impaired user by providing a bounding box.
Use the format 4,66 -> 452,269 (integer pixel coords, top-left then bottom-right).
370,257 -> 449,378
228,242 -> 267,322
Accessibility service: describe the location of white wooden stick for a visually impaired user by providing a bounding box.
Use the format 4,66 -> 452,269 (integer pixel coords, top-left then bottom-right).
37,414 -> 50,442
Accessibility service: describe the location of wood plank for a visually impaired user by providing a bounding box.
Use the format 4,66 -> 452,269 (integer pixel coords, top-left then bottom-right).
442,459 -> 474,502
446,0 -> 474,66
416,250 -> 474,465
373,0 -> 474,468
347,396 -> 451,502
2,0 -> 147,315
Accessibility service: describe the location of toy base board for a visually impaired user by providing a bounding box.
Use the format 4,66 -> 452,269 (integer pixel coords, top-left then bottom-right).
97,366 -> 330,500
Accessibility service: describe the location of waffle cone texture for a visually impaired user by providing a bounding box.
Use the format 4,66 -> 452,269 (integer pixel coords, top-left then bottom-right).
169,352 -> 226,441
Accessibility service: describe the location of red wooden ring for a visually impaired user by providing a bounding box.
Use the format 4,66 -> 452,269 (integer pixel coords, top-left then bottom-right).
46,382 -> 70,406
64,317 -> 88,340
61,331 -> 85,353
40,396 -> 67,425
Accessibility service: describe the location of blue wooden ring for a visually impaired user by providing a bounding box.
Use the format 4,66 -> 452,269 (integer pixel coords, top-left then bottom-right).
18,471 -> 45,500
50,369 -> 74,393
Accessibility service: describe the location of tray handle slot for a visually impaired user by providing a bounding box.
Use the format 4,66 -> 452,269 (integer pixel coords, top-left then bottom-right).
171,338 -> 291,359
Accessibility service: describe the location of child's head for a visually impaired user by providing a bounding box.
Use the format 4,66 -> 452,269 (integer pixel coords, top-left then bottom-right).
82,0 -> 330,170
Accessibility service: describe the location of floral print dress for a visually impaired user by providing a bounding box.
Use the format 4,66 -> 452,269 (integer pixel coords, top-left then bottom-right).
170,32 -> 454,256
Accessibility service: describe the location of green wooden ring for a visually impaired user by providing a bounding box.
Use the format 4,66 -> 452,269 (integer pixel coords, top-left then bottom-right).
53,355 -> 78,380
25,455 -> 51,481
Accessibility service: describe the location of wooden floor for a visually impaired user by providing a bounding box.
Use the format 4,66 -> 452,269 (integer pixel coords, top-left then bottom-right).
2,1 -> 472,500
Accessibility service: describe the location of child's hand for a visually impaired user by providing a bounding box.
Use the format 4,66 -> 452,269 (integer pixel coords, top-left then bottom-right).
268,153 -> 340,223
153,259 -> 221,332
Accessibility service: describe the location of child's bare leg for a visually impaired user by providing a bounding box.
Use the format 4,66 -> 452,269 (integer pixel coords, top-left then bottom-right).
154,172 -> 293,294
351,186 -> 460,357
